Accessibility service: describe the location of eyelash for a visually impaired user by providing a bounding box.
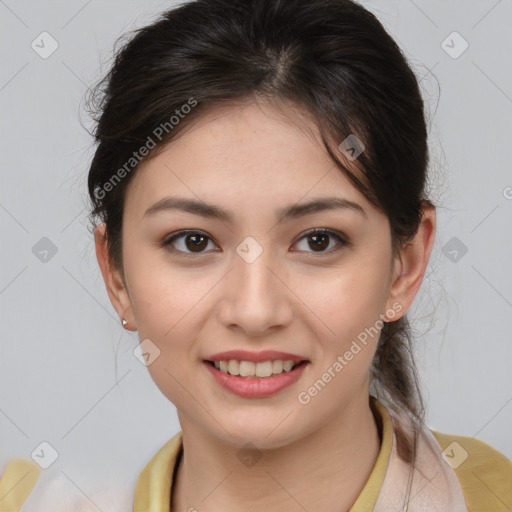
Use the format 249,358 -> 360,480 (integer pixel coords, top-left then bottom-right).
161,228 -> 349,257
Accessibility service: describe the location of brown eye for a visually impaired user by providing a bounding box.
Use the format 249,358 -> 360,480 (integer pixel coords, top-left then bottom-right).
293,229 -> 347,254
308,233 -> 330,251
162,228 -> 347,257
162,230 -> 216,255
184,233 -> 209,252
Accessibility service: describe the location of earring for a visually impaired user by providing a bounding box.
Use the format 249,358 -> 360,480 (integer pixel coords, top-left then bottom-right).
122,319 -> 128,326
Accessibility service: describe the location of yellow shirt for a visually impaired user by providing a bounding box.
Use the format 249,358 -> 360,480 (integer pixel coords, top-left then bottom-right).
1,401 -> 511,511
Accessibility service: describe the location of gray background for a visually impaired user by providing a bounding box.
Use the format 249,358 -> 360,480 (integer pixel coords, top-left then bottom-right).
1,0 -> 511,506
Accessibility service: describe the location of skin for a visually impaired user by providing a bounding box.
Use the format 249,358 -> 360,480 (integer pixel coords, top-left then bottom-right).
95,97 -> 435,512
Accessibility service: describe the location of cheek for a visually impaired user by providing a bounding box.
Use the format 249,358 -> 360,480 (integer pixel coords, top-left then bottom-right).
124,259 -> 210,403
293,265 -> 387,414
123,238 -> 207,336
294,256 -> 391,346
129,274 -> 207,345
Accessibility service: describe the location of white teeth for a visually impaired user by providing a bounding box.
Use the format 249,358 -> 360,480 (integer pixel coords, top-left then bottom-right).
228,360 -> 240,375
282,360 -> 294,372
256,361 -> 273,377
211,359 -> 302,378
239,361 -> 255,377
272,360 -> 283,374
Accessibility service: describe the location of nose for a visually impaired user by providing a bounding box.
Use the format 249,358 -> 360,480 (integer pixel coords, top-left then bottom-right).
216,244 -> 293,337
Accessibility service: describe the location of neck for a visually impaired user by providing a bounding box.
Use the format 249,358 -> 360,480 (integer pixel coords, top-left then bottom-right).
171,394 -> 381,512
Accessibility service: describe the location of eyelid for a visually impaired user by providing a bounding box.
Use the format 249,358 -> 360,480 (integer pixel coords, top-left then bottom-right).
162,229 -> 210,245
161,228 -> 349,256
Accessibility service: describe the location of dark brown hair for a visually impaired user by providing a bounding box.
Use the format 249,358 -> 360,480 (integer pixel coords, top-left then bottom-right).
86,0 -> 433,462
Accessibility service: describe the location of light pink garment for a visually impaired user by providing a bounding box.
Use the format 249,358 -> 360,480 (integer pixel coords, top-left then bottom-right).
374,409 -> 469,512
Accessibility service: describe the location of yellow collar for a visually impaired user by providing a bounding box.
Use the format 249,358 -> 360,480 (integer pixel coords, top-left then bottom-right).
133,399 -> 393,511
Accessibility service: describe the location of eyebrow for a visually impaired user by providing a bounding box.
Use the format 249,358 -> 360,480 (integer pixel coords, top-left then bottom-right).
143,195 -> 366,222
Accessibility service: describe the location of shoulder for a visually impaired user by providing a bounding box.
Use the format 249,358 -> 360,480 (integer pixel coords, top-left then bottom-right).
133,431 -> 183,511
431,429 -> 512,512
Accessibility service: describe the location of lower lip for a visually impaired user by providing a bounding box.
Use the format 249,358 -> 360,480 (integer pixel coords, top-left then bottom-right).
203,361 -> 309,398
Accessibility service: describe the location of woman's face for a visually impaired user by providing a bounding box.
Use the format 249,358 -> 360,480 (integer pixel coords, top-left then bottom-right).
113,99 -> 405,448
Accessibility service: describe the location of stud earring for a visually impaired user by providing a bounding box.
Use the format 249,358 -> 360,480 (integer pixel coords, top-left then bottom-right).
122,319 -> 128,326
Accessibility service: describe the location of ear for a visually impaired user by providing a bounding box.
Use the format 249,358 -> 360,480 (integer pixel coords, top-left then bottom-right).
384,204 -> 436,320
94,223 -> 136,330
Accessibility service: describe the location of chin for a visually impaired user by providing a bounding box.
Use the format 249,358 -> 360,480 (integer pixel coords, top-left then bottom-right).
210,412 -> 305,450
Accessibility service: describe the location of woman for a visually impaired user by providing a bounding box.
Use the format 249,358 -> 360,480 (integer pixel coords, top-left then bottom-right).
1,0 -> 510,510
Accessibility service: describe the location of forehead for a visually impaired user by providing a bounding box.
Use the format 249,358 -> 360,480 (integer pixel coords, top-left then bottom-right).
124,99 -> 372,220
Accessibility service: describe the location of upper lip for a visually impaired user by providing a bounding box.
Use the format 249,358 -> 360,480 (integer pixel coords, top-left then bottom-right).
205,350 -> 309,363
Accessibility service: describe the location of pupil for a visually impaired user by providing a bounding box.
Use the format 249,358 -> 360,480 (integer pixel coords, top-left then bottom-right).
186,234 -> 208,252
309,233 -> 329,251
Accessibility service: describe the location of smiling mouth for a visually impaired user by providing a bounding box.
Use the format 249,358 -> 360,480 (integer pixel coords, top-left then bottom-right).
204,359 -> 308,378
